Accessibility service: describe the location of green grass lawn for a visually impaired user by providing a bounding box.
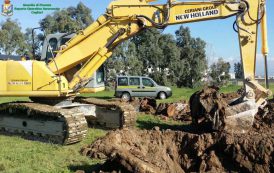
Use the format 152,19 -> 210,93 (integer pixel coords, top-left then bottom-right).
0,129 -> 105,173
0,84 -> 273,173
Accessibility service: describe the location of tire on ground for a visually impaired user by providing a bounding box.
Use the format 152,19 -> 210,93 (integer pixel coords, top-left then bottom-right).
121,92 -> 131,102
158,92 -> 167,100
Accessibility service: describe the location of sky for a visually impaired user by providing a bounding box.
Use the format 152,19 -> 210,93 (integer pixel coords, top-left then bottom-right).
0,0 -> 273,76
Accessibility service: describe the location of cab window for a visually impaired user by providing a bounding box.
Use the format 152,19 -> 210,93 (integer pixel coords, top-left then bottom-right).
118,77 -> 128,86
61,38 -> 71,45
46,38 -> 58,60
129,77 -> 140,86
142,78 -> 154,87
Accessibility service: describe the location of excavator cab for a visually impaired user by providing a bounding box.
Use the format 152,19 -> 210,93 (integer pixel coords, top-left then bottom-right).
40,33 -> 105,93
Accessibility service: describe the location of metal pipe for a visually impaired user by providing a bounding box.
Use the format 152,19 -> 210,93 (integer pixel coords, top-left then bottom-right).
264,55 -> 269,89
260,4 -> 269,89
105,28 -> 126,49
31,27 -> 43,59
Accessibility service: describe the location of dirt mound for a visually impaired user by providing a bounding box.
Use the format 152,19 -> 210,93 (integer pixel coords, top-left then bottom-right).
82,129 -> 219,173
189,86 -> 249,131
221,131 -> 274,173
139,98 -> 157,114
136,97 -> 191,122
80,87 -> 273,173
82,127 -> 273,173
253,99 -> 274,132
81,99 -> 273,173
156,101 -> 190,120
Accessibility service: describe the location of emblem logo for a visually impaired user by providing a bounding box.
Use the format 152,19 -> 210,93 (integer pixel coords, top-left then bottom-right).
2,0 -> 13,16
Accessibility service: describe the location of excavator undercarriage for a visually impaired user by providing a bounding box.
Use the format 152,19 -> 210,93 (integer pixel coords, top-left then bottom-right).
0,98 -> 137,145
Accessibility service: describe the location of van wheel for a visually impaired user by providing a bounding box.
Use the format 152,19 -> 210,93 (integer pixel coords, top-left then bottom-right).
158,92 -> 167,100
121,92 -> 131,102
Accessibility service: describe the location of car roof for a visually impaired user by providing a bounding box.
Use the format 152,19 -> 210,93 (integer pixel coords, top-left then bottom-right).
117,76 -> 150,78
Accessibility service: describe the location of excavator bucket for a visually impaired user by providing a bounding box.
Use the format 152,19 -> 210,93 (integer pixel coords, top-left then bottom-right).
190,86 -> 258,133
223,100 -> 257,133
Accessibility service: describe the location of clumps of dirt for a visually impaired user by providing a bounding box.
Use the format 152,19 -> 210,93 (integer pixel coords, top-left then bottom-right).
81,128 -> 219,173
134,97 -> 191,122
253,99 -> 274,132
220,131 -> 274,173
80,87 -> 273,173
132,87 -> 242,123
81,97 -> 274,173
156,101 -> 190,121
139,98 -> 157,114
190,86 -> 244,131
220,88 -> 243,103
81,122 -> 273,173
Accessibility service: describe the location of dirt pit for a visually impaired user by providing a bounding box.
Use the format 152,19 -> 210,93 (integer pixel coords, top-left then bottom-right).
82,129 -> 273,173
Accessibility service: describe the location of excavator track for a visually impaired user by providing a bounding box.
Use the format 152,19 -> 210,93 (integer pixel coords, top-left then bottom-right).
75,97 -> 137,129
0,97 -> 137,145
0,102 -> 88,145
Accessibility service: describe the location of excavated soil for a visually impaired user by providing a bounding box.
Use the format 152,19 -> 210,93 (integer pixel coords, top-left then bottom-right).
135,97 -> 191,121
80,89 -> 273,173
81,100 -> 273,173
189,86 -> 246,131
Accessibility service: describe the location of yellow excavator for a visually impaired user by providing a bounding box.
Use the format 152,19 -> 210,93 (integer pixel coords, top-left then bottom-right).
0,0 -> 270,144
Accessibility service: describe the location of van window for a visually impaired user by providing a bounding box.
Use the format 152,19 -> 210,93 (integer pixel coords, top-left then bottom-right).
129,77 -> 140,86
118,77 -> 128,86
142,78 -> 154,87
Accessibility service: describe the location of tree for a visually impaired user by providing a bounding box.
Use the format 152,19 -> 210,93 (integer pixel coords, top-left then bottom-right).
234,62 -> 243,79
0,19 -> 28,55
106,40 -> 143,85
210,58 -> 231,85
157,33 -> 180,85
132,29 -> 164,74
107,27 -> 207,87
106,28 -> 179,86
40,2 -> 94,34
175,26 -> 207,88
131,28 -> 180,86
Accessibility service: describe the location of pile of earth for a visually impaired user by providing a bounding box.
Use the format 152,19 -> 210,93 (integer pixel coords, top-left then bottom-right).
132,97 -> 191,121
81,99 -> 273,173
79,87 -> 273,173
189,86 -> 251,132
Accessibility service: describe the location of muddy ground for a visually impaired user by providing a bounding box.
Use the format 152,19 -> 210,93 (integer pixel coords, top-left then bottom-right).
81,89 -> 273,173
